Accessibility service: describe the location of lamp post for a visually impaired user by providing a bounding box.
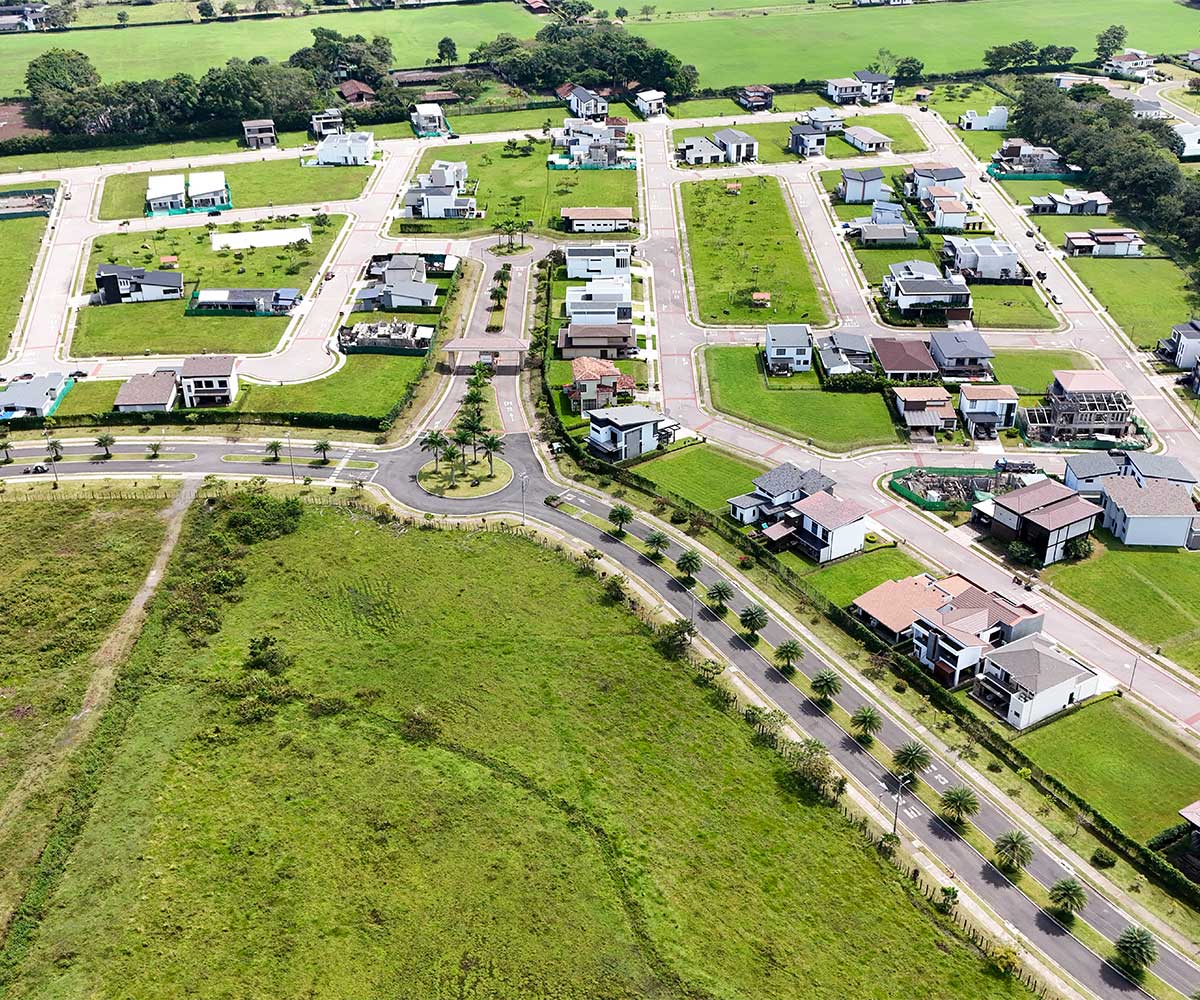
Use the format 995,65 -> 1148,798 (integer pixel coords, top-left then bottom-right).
42,429 -> 59,488
519,472 -> 529,525
892,774 -> 911,837
1129,654 -> 1139,692
286,431 -> 296,484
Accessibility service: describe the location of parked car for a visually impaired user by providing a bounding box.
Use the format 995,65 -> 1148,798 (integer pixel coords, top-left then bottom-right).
1025,229 -> 1035,238
1034,242 -> 1046,252
22,464 -> 47,474
1051,293 -> 1063,305
207,210 -> 222,217
69,369 -> 87,379
447,132 -> 460,139
17,373 -> 33,380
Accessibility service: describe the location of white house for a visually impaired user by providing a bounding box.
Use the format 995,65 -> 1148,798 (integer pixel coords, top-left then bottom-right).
973,634 -> 1102,729
958,105 -> 1009,131
1063,453 -> 1123,497
1102,48 -> 1155,82
958,383 -> 1018,438
146,174 -> 185,213
788,491 -> 868,564
559,206 -> 635,233
1120,452 -> 1198,489
1063,228 -> 1145,257
1029,189 -> 1111,215
843,125 -> 891,153
837,166 -> 884,203
556,118 -> 624,167
942,236 -> 1021,280
94,264 -> 184,305
410,103 -> 447,135
763,324 -> 812,374
316,131 -> 375,166
635,89 -> 666,117
565,277 -> 633,325
676,135 -> 724,165
788,123 -> 826,156
0,372 -> 66,419
1101,477 -> 1196,547
565,244 -> 632,280
882,260 -> 971,317
180,355 -> 237,408
1128,98 -> 1169,120
854,69 -> 895,104
726,462 -> 835,525
566,85 -> 608,119
401,160 -> 475,219
713,128 -> 758,163
1176,123 -> 1200,158
903,164 -> 966,200
310,107 -> 344,137
927,192 -> 968,231
187,171 -> 229,209
805,106 -> 846,133
1159,318 -> 1200,370
586,405 -> 670,461
825,77 -> 864,104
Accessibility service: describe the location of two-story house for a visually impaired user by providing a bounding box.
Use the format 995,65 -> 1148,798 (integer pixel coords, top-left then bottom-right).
987,478 -> 1102,565
1020,369 -> 1135,442
180,355 -> 238,407
94,264 -> 184,305
565,244 -> 632,280
242,119 -> 277,149
902,164 -> 966,200
586,404 -> 672,461
974,634 -> 1102,729
882,261 -> 972,320
726,462 -> 835,525
565,84 -> 608,120
763,324 -> 813,374
892,386 -> 957,434
1158,318 -> 1200,370
565,277 -> 633,326
316,131 -> 375,166
713,128 -> 758,163
562,356 -> 636,412
959,383 -> 1018,438
930,329 -> 994,377
941,236 -> 1020,281
958,106 -> 1009,131
837,166 -> 885,204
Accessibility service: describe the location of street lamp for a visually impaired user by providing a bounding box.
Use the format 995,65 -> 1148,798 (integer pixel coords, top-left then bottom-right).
892,774 -> 911,837
286,431 -> 296,484
42,428 -> 59,488
1129,654 -> 1140,692
519,472 -> 529,525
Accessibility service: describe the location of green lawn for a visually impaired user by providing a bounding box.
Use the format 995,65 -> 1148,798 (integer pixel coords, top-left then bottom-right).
397,141 -> 638,236
681,176 -> 828,325
1042,530 -> 1200,675
896,82 -> 1009,161
673,121 -> 798,164
668,97 -> 744,118
73,216 -> 343,357
632,443 -> 766,511
53,379 -> 121,415
854,246 -> 940,286
1069,257 -> 1199,350
1,497 -> 1029,999
705,345 -> 901,451
0,212 -> 52,355
0,131 -> 309,173
970,284 -> 1056,330
825,114 -> 926,158
72,0 -> 196,25
1016,697 -> 1200,842
801,546 -> 928,607
98,159 -> 372,220
236,354 -> 426,417
990,348 -> 1094,396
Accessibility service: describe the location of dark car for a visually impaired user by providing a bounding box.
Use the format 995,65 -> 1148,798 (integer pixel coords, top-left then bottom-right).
70,369 -> 88,379
1025,229 -> 1035,238
17,373 -> 33,380
447,132 -> 460,139
207,210 -> 222,217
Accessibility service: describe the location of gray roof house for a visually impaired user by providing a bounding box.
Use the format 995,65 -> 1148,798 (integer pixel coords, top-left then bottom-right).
1122,451 -> 1198,487
677,135 -> 724,165
930,329 -> 994,376
727,461 -> 835,525
974,633 -> 1101,729
712,127 -> 758,163
1063,452 -> 1123,496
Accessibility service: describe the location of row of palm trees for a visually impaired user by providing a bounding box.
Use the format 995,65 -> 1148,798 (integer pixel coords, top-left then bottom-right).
418,368 -> 504,487
264,438 -> 333,463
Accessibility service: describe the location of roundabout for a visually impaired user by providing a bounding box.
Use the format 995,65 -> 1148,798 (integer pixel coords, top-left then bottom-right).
416,455 -> 514,499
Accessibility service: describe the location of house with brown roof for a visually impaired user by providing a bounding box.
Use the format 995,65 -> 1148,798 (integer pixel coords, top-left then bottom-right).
557,323 -> 636,359
987,478 -> 1101,566
562,356 -> 636,412
736,85 -> 775,111
337,80 -> 376,105
1063,228 -> 1144,258
872,337 -> 938,381
777,490 -> 869,564
852,571 -> 976,644
959,383 -> 1018,438
892,386 -> 957,434
560,206 -> 635,233
113,371 -> 178,413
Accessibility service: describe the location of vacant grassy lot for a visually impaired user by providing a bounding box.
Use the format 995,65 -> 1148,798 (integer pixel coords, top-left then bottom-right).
854,245 -> 939,286
971,284 -> 1056,330
1017,697 -> 1200,841
73,303 -> 287,356
73,0 -> 196,26
990,348 -> 1093,396
681,176 -> 827,326
99,159 -> 371,220
668,96 -> 743,118
237,354 -> 425,417
801,546 -> 927,607
0,131 -> 309,173
1069,257 -> 1198,349
0,212 -> 51,354
825,114 -> 927,158
896,82 -> 1009,160
706,345 -> 900,450
53,378 -> 121,415
1,502 -> 1029,999
1042,530 -> 1200,675
633,443 -> 766,511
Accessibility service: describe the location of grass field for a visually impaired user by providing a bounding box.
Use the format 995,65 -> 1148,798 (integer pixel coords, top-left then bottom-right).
674,113 -> 923,163
0,214 -> 50,355
681,176 -> 827,325
1042,530 -> 1200,675
53,378 -> 121,415
896,82 -> 1009,160
1069,257 -> 1198,350
801,546 -> 928,607
632,443 -> 766,511
0,501 -> 1029,999
73,215 -> 343,357
673,121 -> 798,163
72,0 -> 196,25
98,159 -> 372,220
853,245 -> 939,285
825,114 -> 927,158
990,349 -> 1094,396
970,284 -> 1056,330
1017,697 -> 1200,842
705,345 -> 900,450
0,131 -> 309,173
236,354 -> 426,417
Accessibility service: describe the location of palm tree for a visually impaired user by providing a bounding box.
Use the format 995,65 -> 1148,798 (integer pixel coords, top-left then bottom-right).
313,439 -> 332,463
265,439 -> 283,461
479,433 -> 504,476
774,638 -> 802,675
1048,877 -> 1088,917
1115,925 -> 1157,972
458,410 -> 487,461
146,441 -> 162,460
451,427 -> 473,472
850,704 -> 882,742
892,740 -> 932,779
939,784 -> 980,824
463,387 -> 485,410
644,530 -> 670,559
0,432 -> 10,462
738,603 -> 768,639
608,503 -> 634,535
95,432 -> 115,458
706,579 -> 734,614
419,429 -> 448,472
811,668 -> 841,705
441,444 -> 462,486
675,548 -> 702,581
993,829 -> 1034,873
46,438 -> 63,461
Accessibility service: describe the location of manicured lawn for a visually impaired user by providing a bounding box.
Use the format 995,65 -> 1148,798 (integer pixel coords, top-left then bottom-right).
632,443 -> 766,511
73,0 -> 196,25
990,348 -> 1094,395
801,546 -> 928,607
74,303 -> 287,356
0,211 -> 52,354
705,345 -> 901,451
1069,257 -> 1199,349
0,131 -> 309,173
673,121 -> 798,164
1016,697 -> 1200,842
970,284 -> 1056,330
369,108 -> 557,140
895,82 -> 1008,160
667,97 -> 743,118
820,163 -> 908,195
825,114 -> 926,158
53,378 -> 121,415
398,141 -> 638,236
681,176 -> 828,325
854,245 -> 939,286
99,159 -> 372,220
236,354 -> 426,417
3,500 -> 1029,999
1042,529 -> 1200,675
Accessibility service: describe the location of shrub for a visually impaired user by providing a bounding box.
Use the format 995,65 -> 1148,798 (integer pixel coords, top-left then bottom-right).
893,680 -> 907,693
1091,847 -> 1117,869
669,508 -> 689,525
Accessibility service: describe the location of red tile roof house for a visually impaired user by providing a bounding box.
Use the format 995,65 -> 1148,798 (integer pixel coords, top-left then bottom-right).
337,80 -> 376,105
872,337 -> 938,381
985,478 -> 1102,566
852,571 -> 976,645
562,356 -> 635,412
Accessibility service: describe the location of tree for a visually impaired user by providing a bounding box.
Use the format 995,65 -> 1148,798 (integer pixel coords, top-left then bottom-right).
479,432 -> 504,476
437,36 -> 458,63
939,784 -> 980,824
774,638 -> 802,676
811,668 -> 841,704
614,4 -> 627,15
1065,535 -> 1092,560
265,439 -> 283,460
892,740 -> 932,779
1008,38 -> 1038,66
95,432 -> 115,458
556,0 -> 594,22
644,529 -> 670,558
441,444 -> 461,486
419,428 -> 448,472
656,618 -> 696,658
0,431 -> 11,461
457,409 -> 486,461
993,829 -> 1034,873
675,548 -> 701,580
116,9 -> 128,24
46,438 -> 63,461
608,503 -> 634,535
850,704 -> 882,742
221,0 -> 238,13
24,49 -> 99,103
451,427 -> 473,471
705,579 -> 733,614
1048,877 -> 1088,917
738,603 -> 768,639
313,439 -> 331,463
197,0 -> 215,15
982,44 -> 1015,72
1114,925 -> 1157,972
895,56 -> 923,80
639,3 -> 653,15
146,441 -> 162,460
1095,23 -> 1128,62
788,737 -> 834,793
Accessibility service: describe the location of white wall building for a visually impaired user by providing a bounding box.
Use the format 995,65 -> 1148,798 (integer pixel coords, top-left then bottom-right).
958,105 -> 1009,131
146,174 -> 185,213
837,166 -> 884,203
788,491 -> 868,563
410,103 -> 447,134
187,171 -> 229,209
180,355 -> 238,408
316,131 -> 375,166
586,405 -> 669,461
565,277 -> 633,325
763,324 -> 812,373
565,244 -> 632,280
1100,478 -> 1196,547
843,126 -> 891,153
713,128 -> 758,163
1176,123 -> 1200,158
974,634 -> 1102,729
634,89 -> 666,117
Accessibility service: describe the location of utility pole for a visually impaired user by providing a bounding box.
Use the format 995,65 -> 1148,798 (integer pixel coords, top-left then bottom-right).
892,774 -> 911,836
519,472 -> 529,525
286,431 -> 296,484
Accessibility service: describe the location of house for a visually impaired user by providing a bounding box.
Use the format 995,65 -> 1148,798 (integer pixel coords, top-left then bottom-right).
941,236 -> 1021,281
910,579 -> 1044,686
786,491 -> 869,563
1158,319 -> 1200,369
0,3 -> 47,30
736,85 -> 775,111
872,337 -> 938,381
930,329 -> 994,377
922,188 -> 969,231
853,572 -> 980,644
1187,48 -> 1200,69
180,355 -> 237,408
825,77 -> 865,105
1120,451 -> 1197,488
1021,370 -> 1135,442
1029,189 -> 1112,215
726,462 -> 834,525
854,69 -> 895,104
189,287 -> 301,316
815,332 -> 873,374
903,164 -> 966,200
565,277 -> 633,326
560,206 -> 635,233
763,324 -> 813,374
788,123 -> 827,157
974,634 -> 1102,729
1127,99 -> 1169,120
713,128 -> 758,163
959,383 -> 1018,438
853,0 -> 913,7
401,160 -> 475,219
604,115 -> 629,140
1052,72 -> 1094,89
242,119 -> 277,149
1102,48 -> 1155,81
1100,477 -> 1196,547
566,85 -> 608,120
857,222 -> 919,246
882,260 -> 972,320
187,171 -> 230,210
1063,228 -> 1144,257
145,174 -> 185,214
94,264 -> 184,305
958,106 -> 1009,131
893,386 -> 957,433
1175,123 -> 1200,158
852,198 -> 905,227
988,478 -> 1102,565
309,108 -> 344,138
677,135 -> 724,165
419,90 -> 462,105
556,118 -> 624,167
843,126 -> 891,154
410,103 -> 448,135
837,166 -> 885,203
557,323 -> 636,359
587,405 -> 672,461
806,106 -> 846,133
336,79 -> 375,104
355,253 -> 439,310
995,138 -> 1066,174
635,89 -> 666,117
113,371 -> 179,413
562,356 -> 636,412
0,372 -> 65,419
316,131 -> 374,166
1063,452 -> 1123,497
565,244 -> 632,280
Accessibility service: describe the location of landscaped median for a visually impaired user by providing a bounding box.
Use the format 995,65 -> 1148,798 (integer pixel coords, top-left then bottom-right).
221,454 -> 378,471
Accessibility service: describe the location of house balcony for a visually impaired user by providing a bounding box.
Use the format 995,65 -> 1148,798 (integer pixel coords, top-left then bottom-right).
971,673 -> 1015,719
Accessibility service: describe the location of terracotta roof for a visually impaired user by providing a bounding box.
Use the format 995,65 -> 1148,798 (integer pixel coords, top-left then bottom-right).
337,80 -> 375,99
791,490 -> 867,530
960,383 -> 1018,401
1053,369 -> 1124,394
894,386 -> 951,403
560,206 -> 633,220
571,356 -> 620,381
853,572 -> 962,633
872,337 -> 937,373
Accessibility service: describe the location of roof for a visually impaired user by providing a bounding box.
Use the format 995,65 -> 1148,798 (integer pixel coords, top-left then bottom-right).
0,372 -> 65,411
845,126 -> 890,144
337,79 -> 375,99
570,356 -> 621,381
741,84 -> 775,94
1123,451 -> 1198,484
752,462 -> 834,498
679,136 -> 722,156
894,385 -> 951,401
766,323 -> 811,348
713,127 -> 753,145
569,84 -> 603,103
1053,369 -> 1125,394
854,69 -> 891,83
986,633 -> 1094,693
791,490 -> 868,530
993,477 -> 1076,515
959,383 -> 1018,401
790,123 -> 823,137
114,371 -> 177,408
1172,319 -> 1200,341
587,404 -> 663,428
181,354 -> 235,378
918,580 -> 1041,648
931,329 -> 994,360
187,171 -> 226,197
559,324 -> 634,347
1103,477 -> 1196,517
872,337 -> 937,373
146,173 -> 185,200
96,264 -> 182,289
561,206 -> 633,220
910,163 -> 966,181
242,118 -> 274,128
727,492 -> 765,510
637,89 -> 666,100
841,166 -> 884,182
1180,800 -> 1200,828
1065,452 -> 1122,480
853,572 -> 972,634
